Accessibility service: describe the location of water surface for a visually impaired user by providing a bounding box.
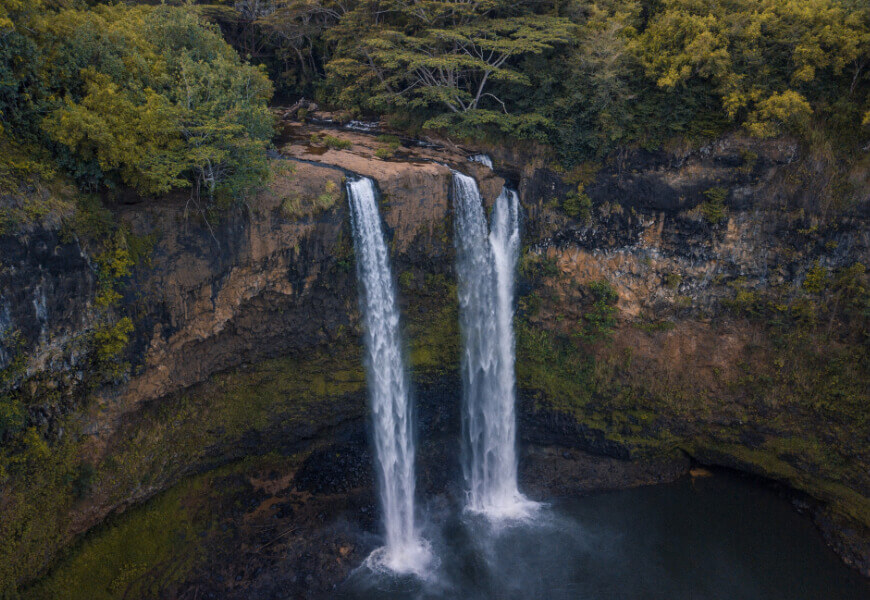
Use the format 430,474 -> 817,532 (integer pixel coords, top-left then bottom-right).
337,473 -> 869,599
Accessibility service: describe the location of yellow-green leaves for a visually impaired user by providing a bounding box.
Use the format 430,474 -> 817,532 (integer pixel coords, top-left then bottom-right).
630,0 -> 868,140
10,3 -> 273,199
635,7 -> 730,89
744,90 -> 813,138
43,71 -> 186,195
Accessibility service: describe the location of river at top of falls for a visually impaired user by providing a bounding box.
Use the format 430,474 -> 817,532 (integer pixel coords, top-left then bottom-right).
452,171 -> 538,520
346,176 -> 432,576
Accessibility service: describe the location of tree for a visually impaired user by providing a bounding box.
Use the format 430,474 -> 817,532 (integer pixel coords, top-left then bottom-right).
325,1 -> 574,124
6,3 -> 274,199
633,0 -> 869,138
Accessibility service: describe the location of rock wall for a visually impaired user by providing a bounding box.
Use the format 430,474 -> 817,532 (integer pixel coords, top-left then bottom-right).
1,123 -> 868,593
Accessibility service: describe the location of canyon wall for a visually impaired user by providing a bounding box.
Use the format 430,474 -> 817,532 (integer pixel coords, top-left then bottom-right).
1,122 -> 867,594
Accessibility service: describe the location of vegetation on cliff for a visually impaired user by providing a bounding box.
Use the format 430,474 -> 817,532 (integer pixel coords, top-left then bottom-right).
1,1 -> 273,203
0,0 -> 868,594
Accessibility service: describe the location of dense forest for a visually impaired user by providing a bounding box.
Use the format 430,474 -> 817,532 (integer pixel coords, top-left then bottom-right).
1,0 -> 868,207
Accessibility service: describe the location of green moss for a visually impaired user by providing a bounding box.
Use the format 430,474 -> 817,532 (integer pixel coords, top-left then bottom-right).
406,276 -> 460,377
21,450 -> 310,600
2,344 -> 367,596
21,477 -> 211,600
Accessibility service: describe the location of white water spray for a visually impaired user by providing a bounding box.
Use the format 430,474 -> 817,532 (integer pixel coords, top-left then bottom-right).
346,177 -> 431,575
452,172 -> 537,520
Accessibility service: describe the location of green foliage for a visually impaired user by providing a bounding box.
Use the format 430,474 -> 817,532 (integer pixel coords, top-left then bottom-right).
520,251 -> 561,279
309,133 -> 352,150
579,280 -> 619,341
514,0 -> 868,161
698,187 -> 728,224
803,260 -> 829,293
664,273 -> 682,290
3,3 -> 274,200
398,271 -> 414,290
376,134 -> 401,149
92,318 -> 133,366
325,3 -> 574,119
8,0 -> 867,172
375,134 -> 401,159
633,0 -> 868,140
563,189 -> 592,220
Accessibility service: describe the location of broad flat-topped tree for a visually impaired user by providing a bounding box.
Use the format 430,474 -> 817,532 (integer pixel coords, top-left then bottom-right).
326,1 -> 573,122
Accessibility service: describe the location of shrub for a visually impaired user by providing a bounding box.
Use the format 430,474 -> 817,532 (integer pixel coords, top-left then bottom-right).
699,187 -> 728,224
664,273 -> 682,289
563,190 -> 592,220
803,261 -> 828,293
376,134 -> 401,149
580,280 -> 618,341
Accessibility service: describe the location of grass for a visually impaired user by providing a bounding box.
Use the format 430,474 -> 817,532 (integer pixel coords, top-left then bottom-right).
281,180 -> 343,218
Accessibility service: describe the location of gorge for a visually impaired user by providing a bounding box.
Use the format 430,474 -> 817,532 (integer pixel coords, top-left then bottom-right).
2,114 -> 867,599
1,2 -> 868,597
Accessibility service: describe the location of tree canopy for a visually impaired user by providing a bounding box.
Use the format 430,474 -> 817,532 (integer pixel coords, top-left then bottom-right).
1,2 -> 273,200
189,0 -> 868,163
2,0 -> 869,186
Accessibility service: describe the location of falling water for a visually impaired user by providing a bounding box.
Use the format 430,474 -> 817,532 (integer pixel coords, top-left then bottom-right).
452,172 -> 536,519
346,177 -> 430,575
468,153 -> 494,169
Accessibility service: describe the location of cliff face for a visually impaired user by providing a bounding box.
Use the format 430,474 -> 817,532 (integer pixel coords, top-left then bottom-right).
508,135 -> 869,573
1,121 -> 867,593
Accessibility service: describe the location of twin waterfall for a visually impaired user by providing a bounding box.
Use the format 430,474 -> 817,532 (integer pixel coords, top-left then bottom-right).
452,173 -> 534,518
346,167 -> 531,576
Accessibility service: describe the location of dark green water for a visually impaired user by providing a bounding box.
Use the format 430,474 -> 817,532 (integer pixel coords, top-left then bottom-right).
338,473 -> 869,599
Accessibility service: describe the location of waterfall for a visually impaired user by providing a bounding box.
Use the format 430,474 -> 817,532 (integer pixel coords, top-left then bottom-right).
346,177 -> 430,575
452,172 -> 536,519
468,153 -> 493,169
